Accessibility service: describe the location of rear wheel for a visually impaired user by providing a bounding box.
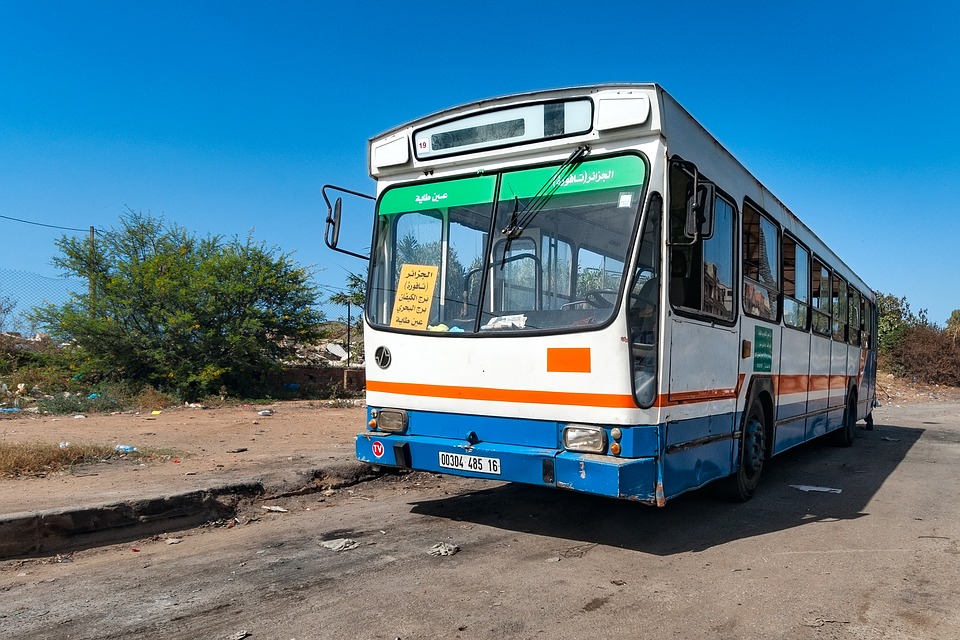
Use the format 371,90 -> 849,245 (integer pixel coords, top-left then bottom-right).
833,393 -> 856,447
729,400 -> 766,502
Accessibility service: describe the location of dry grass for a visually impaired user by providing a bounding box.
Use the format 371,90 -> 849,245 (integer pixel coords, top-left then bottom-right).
0,442 -> 177,478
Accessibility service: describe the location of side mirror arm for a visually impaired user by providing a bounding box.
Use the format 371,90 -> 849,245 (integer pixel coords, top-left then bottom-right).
322,184 -> 373,261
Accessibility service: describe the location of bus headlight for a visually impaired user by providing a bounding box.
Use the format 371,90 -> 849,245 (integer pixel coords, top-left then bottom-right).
563,425 -> 606,453
375,409 -> 408,433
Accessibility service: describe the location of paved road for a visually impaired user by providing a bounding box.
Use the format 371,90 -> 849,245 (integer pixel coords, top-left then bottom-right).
2,402 -> 959,639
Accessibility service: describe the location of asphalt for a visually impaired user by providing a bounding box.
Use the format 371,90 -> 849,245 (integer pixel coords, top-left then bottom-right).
0,458 -> 382,560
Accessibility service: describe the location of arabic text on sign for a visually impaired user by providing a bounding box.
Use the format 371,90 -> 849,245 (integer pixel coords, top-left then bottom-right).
390,264 -> 439,330
555,169 -> 615,188
414,192 -> 449,204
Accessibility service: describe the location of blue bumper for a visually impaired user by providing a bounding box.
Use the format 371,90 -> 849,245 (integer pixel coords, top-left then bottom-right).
356,432 -> 659,503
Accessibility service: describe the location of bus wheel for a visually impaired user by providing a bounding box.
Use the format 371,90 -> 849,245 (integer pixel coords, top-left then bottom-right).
730,401 -> 766,502
833,394 -> 856,447
865,411 -> 874,431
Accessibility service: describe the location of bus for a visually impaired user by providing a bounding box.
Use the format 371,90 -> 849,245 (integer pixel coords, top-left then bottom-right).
323,84 -> 877,506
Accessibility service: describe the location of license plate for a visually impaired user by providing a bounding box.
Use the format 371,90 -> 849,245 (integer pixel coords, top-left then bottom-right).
438,451 -> 501,475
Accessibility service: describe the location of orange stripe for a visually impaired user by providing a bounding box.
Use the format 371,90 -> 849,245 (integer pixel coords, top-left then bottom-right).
808,374 -> 831,392
661,374 -> 745,407
778,374 -> 855,395
546,347 -> 591,373
368,373 -> 858,411
366,380 -> 637,408
829,374 -> 849,390
778,374 -> 809,394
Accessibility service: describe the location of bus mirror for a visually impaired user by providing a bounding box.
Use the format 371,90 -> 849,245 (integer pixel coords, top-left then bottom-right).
320,184 -> 372,261
326,197 -> 343,248
684,182 -> 715,240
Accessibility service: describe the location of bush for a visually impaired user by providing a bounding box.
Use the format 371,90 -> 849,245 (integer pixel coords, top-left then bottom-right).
30,211 -> 326,400
891,325 -> 960,386
36,391 -> 123,415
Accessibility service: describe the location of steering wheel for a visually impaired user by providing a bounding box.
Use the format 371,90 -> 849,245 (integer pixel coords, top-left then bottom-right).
582,289 -> 618,309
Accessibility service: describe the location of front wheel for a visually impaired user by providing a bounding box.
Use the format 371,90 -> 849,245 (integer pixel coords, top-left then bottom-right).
728,400 -> 766,502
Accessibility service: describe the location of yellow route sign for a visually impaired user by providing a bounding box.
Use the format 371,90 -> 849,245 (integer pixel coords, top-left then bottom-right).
390,264 -> 438,330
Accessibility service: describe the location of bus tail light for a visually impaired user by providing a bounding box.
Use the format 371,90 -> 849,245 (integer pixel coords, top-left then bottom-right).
563,425 -> 606,453
375,409 -> 408,433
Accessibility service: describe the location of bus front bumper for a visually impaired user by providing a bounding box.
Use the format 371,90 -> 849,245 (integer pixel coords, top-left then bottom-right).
356,432 -> 659,504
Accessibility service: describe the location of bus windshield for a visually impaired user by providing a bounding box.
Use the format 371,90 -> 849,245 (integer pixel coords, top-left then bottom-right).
367,154 -> 647,333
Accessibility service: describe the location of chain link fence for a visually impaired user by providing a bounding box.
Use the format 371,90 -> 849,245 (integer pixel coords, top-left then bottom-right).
0,268 -> 86,334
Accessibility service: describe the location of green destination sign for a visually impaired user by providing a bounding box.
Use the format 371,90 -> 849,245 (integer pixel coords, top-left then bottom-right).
754,325 -> 774,373
378,175 -> 497,216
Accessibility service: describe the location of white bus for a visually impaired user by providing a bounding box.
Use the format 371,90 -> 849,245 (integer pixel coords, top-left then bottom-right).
324,84 -> 877,505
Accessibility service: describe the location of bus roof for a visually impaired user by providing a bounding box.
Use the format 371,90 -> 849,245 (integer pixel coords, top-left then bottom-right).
366,83 -> 872,297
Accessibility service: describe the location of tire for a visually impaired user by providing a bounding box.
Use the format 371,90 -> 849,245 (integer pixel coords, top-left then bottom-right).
729,400 -> 766,502
833,393 -> 856,448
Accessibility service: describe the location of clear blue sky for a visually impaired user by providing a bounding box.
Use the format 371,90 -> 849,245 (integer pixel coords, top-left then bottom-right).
2,1 -> 959,323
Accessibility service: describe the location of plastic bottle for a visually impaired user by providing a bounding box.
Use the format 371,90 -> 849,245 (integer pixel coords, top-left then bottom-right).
115,444 -> 138,453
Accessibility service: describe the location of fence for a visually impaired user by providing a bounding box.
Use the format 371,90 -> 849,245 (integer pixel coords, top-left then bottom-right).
0,268 -> 86,334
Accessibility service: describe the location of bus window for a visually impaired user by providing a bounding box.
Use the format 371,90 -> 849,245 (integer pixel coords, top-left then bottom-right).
669,164 -> 735,321
833,275 -> 848,342
491,236 -> 540,311
368,174 -> 497,330
628,194 -> 662,407
782,235 -> 810,330
742,202 -> 780,322
393,211 -> 445,325
541,234 -> 573,309
483,155 -> 645,330
576,246 -> 623,305
862,297 -> 875,349
849,288 -> 862,346
811,258 -> 831,336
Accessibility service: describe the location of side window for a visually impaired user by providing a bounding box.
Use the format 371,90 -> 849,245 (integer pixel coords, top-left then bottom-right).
629,193 -> 662,408
782,235 -> 810,330
701,196 -> 735,319
862,297 -> 875,349
849,288 -> 862,346
668,163 -> 735,321
832,275 -> 848,342
811,258 -> 831,336
742,202 -> 780,322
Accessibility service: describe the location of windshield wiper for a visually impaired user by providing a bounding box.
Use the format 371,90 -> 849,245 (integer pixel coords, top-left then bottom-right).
500,145 -> 590,240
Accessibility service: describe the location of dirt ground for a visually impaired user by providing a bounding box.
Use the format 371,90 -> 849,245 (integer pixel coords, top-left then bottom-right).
875,374 -> 960,405
2,396 -> 960,639
0,401 -> 367,515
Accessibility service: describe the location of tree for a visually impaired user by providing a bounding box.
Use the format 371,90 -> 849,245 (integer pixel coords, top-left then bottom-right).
0,294 -> 14,332
31,211 -> 324,400
948,309 -> 960,344
328,271 -> 366,308
875,291 -> 926,357
328,270 -> 366,363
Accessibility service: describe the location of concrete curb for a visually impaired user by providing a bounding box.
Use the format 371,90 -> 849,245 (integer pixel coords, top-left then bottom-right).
0,460 -> 382,560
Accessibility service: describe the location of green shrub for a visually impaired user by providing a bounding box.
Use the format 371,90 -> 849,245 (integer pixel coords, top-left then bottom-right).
30,210 -> 326,401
